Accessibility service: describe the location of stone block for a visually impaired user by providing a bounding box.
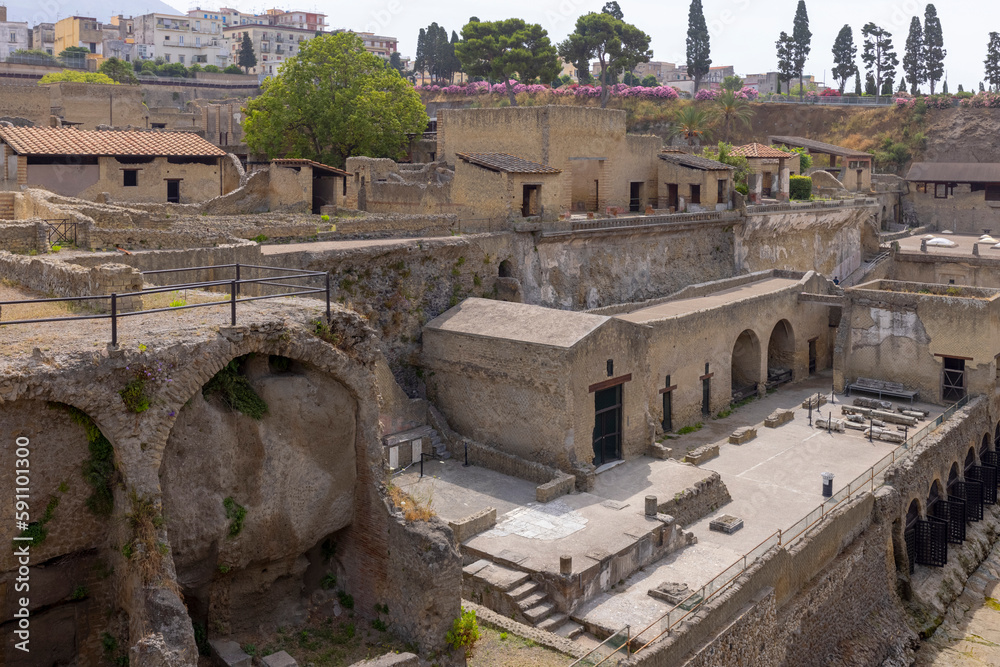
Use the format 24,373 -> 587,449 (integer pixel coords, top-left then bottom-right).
729,426 -> 757,445
347,653 -> 419,667
449,507 -> 496,543
709,515 -> 744,534
262,651 -> 298,667
764,409 -> 794,428
802,393 -> 828,409
816,417 -> 846,432
649,441 -> 672,459
852,397 -> 892,411
209,640 -> 252,667
684,443 -> 719,464
648,581 -> 694,605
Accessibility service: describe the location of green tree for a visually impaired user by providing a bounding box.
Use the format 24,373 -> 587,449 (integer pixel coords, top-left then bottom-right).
640,74 -> 659,87
854,72 -> 862,95
669,106 -> 712,146
942,80 -> 949,94
39,71 -> 117,84
59,46 -> 90,68
224,64 -> 242,74
789,0 -> 812,101
924,4 -> 946,94
986,32 -> 1000,91
861,23 -> 898,98
458,18 -> 559,106
686,0 -> 711,93
902,16 -> 925,95
777,144 -> 813,170
702,142 -> 750,186
776,32 -> 796,94
389,52 -> 405,75
865,74 -> 877,95
831,25 -> 858,94
602,1 -> 624,20
898,75 -> 907,92
242,32 -> 427,168
721,74 -> 743,92
710,91 -> 755,143
558,12 -> 650,108
99,57 -> 138,84
238,32 -> 257,73
203,65 -> 221,73
415,23 -> 454,84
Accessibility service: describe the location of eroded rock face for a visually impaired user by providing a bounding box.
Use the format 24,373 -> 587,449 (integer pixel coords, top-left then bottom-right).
160,359 -> 358,631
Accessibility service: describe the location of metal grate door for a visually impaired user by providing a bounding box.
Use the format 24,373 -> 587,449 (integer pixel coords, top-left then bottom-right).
915,518 -> 948,567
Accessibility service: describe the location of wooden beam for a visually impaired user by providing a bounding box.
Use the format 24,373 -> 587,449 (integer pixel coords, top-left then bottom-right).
659,385 -> 678,395
589,374 -> 632,393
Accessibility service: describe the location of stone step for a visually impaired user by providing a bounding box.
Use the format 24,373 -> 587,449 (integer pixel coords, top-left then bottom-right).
508,581 -> 539,602
537,612 -> 568,633
553,620 -> 585,640
523,601 -> 556,624
518,591 -> 547,610
463,559 -> 530,592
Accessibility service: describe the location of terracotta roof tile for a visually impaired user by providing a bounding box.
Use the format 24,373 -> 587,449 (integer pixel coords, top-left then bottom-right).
272,158 -> 348,176
0,126 -> 227,157
456,152 -> 561,174
658,151 -> 733,171
730,143 -> 796,159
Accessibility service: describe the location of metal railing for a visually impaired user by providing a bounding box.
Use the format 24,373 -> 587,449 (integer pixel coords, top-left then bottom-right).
44,219 -> 77,246
0,263 -> 330,347
568,625 -> 630,667
584,393 -> 971,663
760,96 -> 896,107
569,209 -> 741,233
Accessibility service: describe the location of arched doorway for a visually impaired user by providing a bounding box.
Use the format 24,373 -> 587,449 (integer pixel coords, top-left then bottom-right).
766,320 -> 794,388
965,444 -> 994,509
498,259 -> 513,278
731,330 -> 761,402
916,482 -> 948,567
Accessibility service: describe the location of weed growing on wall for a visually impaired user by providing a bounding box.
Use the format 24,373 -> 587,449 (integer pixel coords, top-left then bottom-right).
223,496 -> 247,537
119,355 -> 175,414
121,490 -> 168,585
60,405 -> 116,516
386,482 -> 436,521
16,495 -> 59,546
311,319 -> 342,346
202,355 -> 268,420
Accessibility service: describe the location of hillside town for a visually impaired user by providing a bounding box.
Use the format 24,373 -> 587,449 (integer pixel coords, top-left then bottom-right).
3,2 -> 1000,667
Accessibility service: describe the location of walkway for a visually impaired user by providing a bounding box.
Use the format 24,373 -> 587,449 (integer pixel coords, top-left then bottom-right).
615,277 -> 800,323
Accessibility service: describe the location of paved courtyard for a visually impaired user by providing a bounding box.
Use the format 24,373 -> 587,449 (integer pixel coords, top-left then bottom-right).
397,371 -> 944,638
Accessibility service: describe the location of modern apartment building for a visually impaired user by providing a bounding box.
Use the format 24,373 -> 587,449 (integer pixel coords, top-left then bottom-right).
222,24 -> 312,75
54,16 -> 104,56
130,13 -> 230,68
347,31 -> 396,60
188,7 -> 325,31
31,22 -> 55,56
0,7 -> 30,61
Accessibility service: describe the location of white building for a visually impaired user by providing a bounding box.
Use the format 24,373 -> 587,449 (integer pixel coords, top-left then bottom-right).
0,8 -> 31,61
131,13 -> 230,68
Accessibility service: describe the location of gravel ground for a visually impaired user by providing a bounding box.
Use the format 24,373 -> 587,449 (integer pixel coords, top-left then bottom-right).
469,627 -> 574,667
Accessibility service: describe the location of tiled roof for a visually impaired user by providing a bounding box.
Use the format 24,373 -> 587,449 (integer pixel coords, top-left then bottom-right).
906,162 -> 1000,183
272,158 -> 348,176
730,143 -> 796,159
658,151 -> 733,171
768,135 -> 872,158
456,152 -> 561,174
0,126 -> 227,157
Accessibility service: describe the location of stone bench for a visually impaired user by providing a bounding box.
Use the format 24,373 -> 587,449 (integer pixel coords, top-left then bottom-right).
765,409 -> 795,428
729,427 -> 757,445
802,393 -> 828,409
684,443 -> 720,465
846,377 -> 918,403
449,507 -> 497,543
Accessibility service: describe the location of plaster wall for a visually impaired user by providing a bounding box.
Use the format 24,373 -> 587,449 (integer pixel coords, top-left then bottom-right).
905,184 -> 1000,233
656,160 -> 732,210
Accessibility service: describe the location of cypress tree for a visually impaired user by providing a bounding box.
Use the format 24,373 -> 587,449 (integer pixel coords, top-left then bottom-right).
686,0 -> 711,92
924,4 -> 946,94
903,16 -> 925,95
854,71 -> 862,95
985,32 -> 1000,91
790,0 -> 812,101
831,25 -> 858,94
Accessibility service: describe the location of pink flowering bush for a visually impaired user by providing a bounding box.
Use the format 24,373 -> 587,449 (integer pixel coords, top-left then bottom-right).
820,88 -> 842,97
416,79 -> 681,101
734,86 -> 759,101
895,97 -> 916,108
960,91 -> 1000,108
694,88 -> 719,101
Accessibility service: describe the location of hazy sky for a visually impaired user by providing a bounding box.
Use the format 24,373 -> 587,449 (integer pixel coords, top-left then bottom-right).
209,1 -> 988,89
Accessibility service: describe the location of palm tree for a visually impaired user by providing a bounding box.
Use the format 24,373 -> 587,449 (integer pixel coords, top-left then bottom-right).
710,91 -> 755,142
669,106 -> 713,146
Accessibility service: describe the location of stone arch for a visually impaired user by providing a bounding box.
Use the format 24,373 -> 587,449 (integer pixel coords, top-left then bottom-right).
965,446 -> 978,472
498,259 -> 513,278
906,498 -> 922,525
994,422 -> 1000,450
731,329 -> 761,398
928,479 -> 943,509
947,463 -> 961,494
766,319 -> 795,385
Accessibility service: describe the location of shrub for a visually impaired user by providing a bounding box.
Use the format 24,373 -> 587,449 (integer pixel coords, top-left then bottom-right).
168,298 -> 185,308
735,183 -> 749,196
224,64 -> 242,74
119,375 -> 151,413
222,497 -> 246,537
337,589 -> 354,609
677,422 -> 703,435
51,244 -> 61,252
321,572 -> 337,589
39,71 -> 117,85
694,88 -> 720,101
446,607 -> 481,658
789,175 -> 813,200
251,234 -> 268,243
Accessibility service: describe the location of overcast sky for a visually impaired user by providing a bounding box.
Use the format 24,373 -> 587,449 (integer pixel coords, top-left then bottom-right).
215,0 -> 990,90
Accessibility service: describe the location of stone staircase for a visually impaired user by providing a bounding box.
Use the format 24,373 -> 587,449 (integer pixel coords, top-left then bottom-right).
463,559 -> 583,639
429,427 -> 450,460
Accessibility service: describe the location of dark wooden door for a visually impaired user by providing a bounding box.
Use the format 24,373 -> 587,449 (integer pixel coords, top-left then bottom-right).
592,385 -> 622,467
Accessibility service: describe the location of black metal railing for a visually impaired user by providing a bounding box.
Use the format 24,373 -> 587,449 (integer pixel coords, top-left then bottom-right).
0,263 -> 330,347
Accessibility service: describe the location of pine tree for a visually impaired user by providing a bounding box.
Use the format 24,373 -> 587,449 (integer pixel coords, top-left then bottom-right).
686,0 -> 711,92
831,25 -> 858,94
777,77 -> 782,95
775,32 -> 795,94
414,28 -> 427,82
790,0 -> 812,101
942,80 -> 949,94
903,16 -> 925,95
238,32 -> 256,74
861,23 -> 899,98
958,84 -> 964,93
899,75 -> 907,92
924,4 -> 946,94
881,77 -> 894,96
854,71 -> 862,95
865,74 -> 877,95
985,32 -> 1000,91
981,81 -> 986,92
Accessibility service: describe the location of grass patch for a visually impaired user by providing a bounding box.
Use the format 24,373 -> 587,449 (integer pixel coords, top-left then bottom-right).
677,422 -> 703,435
251,234 -> 268,243
203,355 -> 268,420
311,318 -> 341,346
386,482 -> 436,521
223,497 -> 247,537
986,597 -> 1000,612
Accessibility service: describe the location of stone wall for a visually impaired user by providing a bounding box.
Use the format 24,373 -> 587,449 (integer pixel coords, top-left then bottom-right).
0,251 -> 143,311
904,184 -> 1000,234
0,220 -> 47,252
656,472 -> 732,527
676,589 -> 781,667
